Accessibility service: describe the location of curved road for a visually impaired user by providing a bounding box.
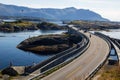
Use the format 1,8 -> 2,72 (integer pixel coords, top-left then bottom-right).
41,27 -> 110,80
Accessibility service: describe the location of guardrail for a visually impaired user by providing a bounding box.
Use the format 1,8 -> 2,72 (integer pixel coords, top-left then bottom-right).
25,45 -> 77,73
40,27 -> 89,72
94,32 -> 111,50
111,38 -> 120,49
29,27 -> 90,80
25,33 -> 84,73
95,32 -> 119,57
40,36 -> 89,72
85,32 -> 111,80
25,28 -> 86,74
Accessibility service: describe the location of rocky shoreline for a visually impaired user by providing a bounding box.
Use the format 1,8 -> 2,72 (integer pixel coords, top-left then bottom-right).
17,33 -> 82,54
69,20 -> 120,31
0,21 -> 66,32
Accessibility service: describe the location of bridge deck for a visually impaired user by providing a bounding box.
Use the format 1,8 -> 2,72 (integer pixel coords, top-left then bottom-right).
42,28 -> 110,80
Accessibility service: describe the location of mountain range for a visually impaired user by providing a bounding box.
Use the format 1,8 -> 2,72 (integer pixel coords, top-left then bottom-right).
0,3 -> 108,21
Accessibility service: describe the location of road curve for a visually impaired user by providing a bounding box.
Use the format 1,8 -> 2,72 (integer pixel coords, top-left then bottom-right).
41,27 -> 110,80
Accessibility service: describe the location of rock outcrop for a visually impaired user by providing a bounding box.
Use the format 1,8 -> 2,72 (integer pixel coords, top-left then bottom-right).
0,21 -> 65,32
17,34 -> 82,54
1,67 -> 18,76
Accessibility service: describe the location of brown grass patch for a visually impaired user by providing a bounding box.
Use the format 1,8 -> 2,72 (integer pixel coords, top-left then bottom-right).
97,65 -> 120,80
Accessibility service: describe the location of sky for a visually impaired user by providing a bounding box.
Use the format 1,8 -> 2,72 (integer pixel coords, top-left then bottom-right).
0,0 -> 120,21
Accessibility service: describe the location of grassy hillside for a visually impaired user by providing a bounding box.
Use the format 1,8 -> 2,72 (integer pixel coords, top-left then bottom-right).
6,20 -> 35,27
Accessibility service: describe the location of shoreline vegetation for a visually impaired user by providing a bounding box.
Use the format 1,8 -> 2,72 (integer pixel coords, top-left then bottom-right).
0,20 -> 66,32
1,20 -> 120,79
0,20 -> 120,33
68,20 -> 120,31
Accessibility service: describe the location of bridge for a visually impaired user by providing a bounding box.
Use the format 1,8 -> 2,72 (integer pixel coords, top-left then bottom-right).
32,26 -> 110,80
22,25 -> 89,80
21,25 -> 120,80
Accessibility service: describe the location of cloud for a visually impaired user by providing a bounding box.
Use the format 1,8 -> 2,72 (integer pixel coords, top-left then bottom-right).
100,10 -> 120,21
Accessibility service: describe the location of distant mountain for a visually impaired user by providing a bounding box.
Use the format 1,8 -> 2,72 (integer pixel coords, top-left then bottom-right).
0,3 -> 109,21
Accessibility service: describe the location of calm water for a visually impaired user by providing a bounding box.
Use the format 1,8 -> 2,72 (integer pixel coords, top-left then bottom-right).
91,29 -> 120,39
0,30 -> 66,70
97,29 -> 120,60
99,29 -> 120,39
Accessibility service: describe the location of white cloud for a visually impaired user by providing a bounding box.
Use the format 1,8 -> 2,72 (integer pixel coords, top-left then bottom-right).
98,10 -> 120,21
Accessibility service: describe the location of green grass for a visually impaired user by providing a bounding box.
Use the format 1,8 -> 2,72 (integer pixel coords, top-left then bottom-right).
4,21 -> 36,28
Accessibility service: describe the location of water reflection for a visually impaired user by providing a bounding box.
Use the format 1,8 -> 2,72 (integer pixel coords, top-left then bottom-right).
0,30 -> 66,69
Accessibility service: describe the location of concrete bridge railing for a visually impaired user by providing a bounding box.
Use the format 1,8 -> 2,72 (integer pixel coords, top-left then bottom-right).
40,37 -> 89,72
30,30 -> 90,80
40,27 -> 90,73
25,45 -> 77,73
110,38 -> 120,49
29,26 -> 90,80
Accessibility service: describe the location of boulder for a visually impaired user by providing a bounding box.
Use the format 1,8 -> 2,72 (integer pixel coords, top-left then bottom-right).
1,67 -> 18,76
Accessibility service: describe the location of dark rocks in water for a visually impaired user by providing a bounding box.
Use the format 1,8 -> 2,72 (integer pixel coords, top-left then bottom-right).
18,34 -> 68,47
69,34 -> 83,44
17,34 -> 70,54
22,44 -> 70,54
1,67 -> 18,76
0,21 -> 65,32
0,22 -> 37,32
37,22 -> 64,30
17,34 -> 82,54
